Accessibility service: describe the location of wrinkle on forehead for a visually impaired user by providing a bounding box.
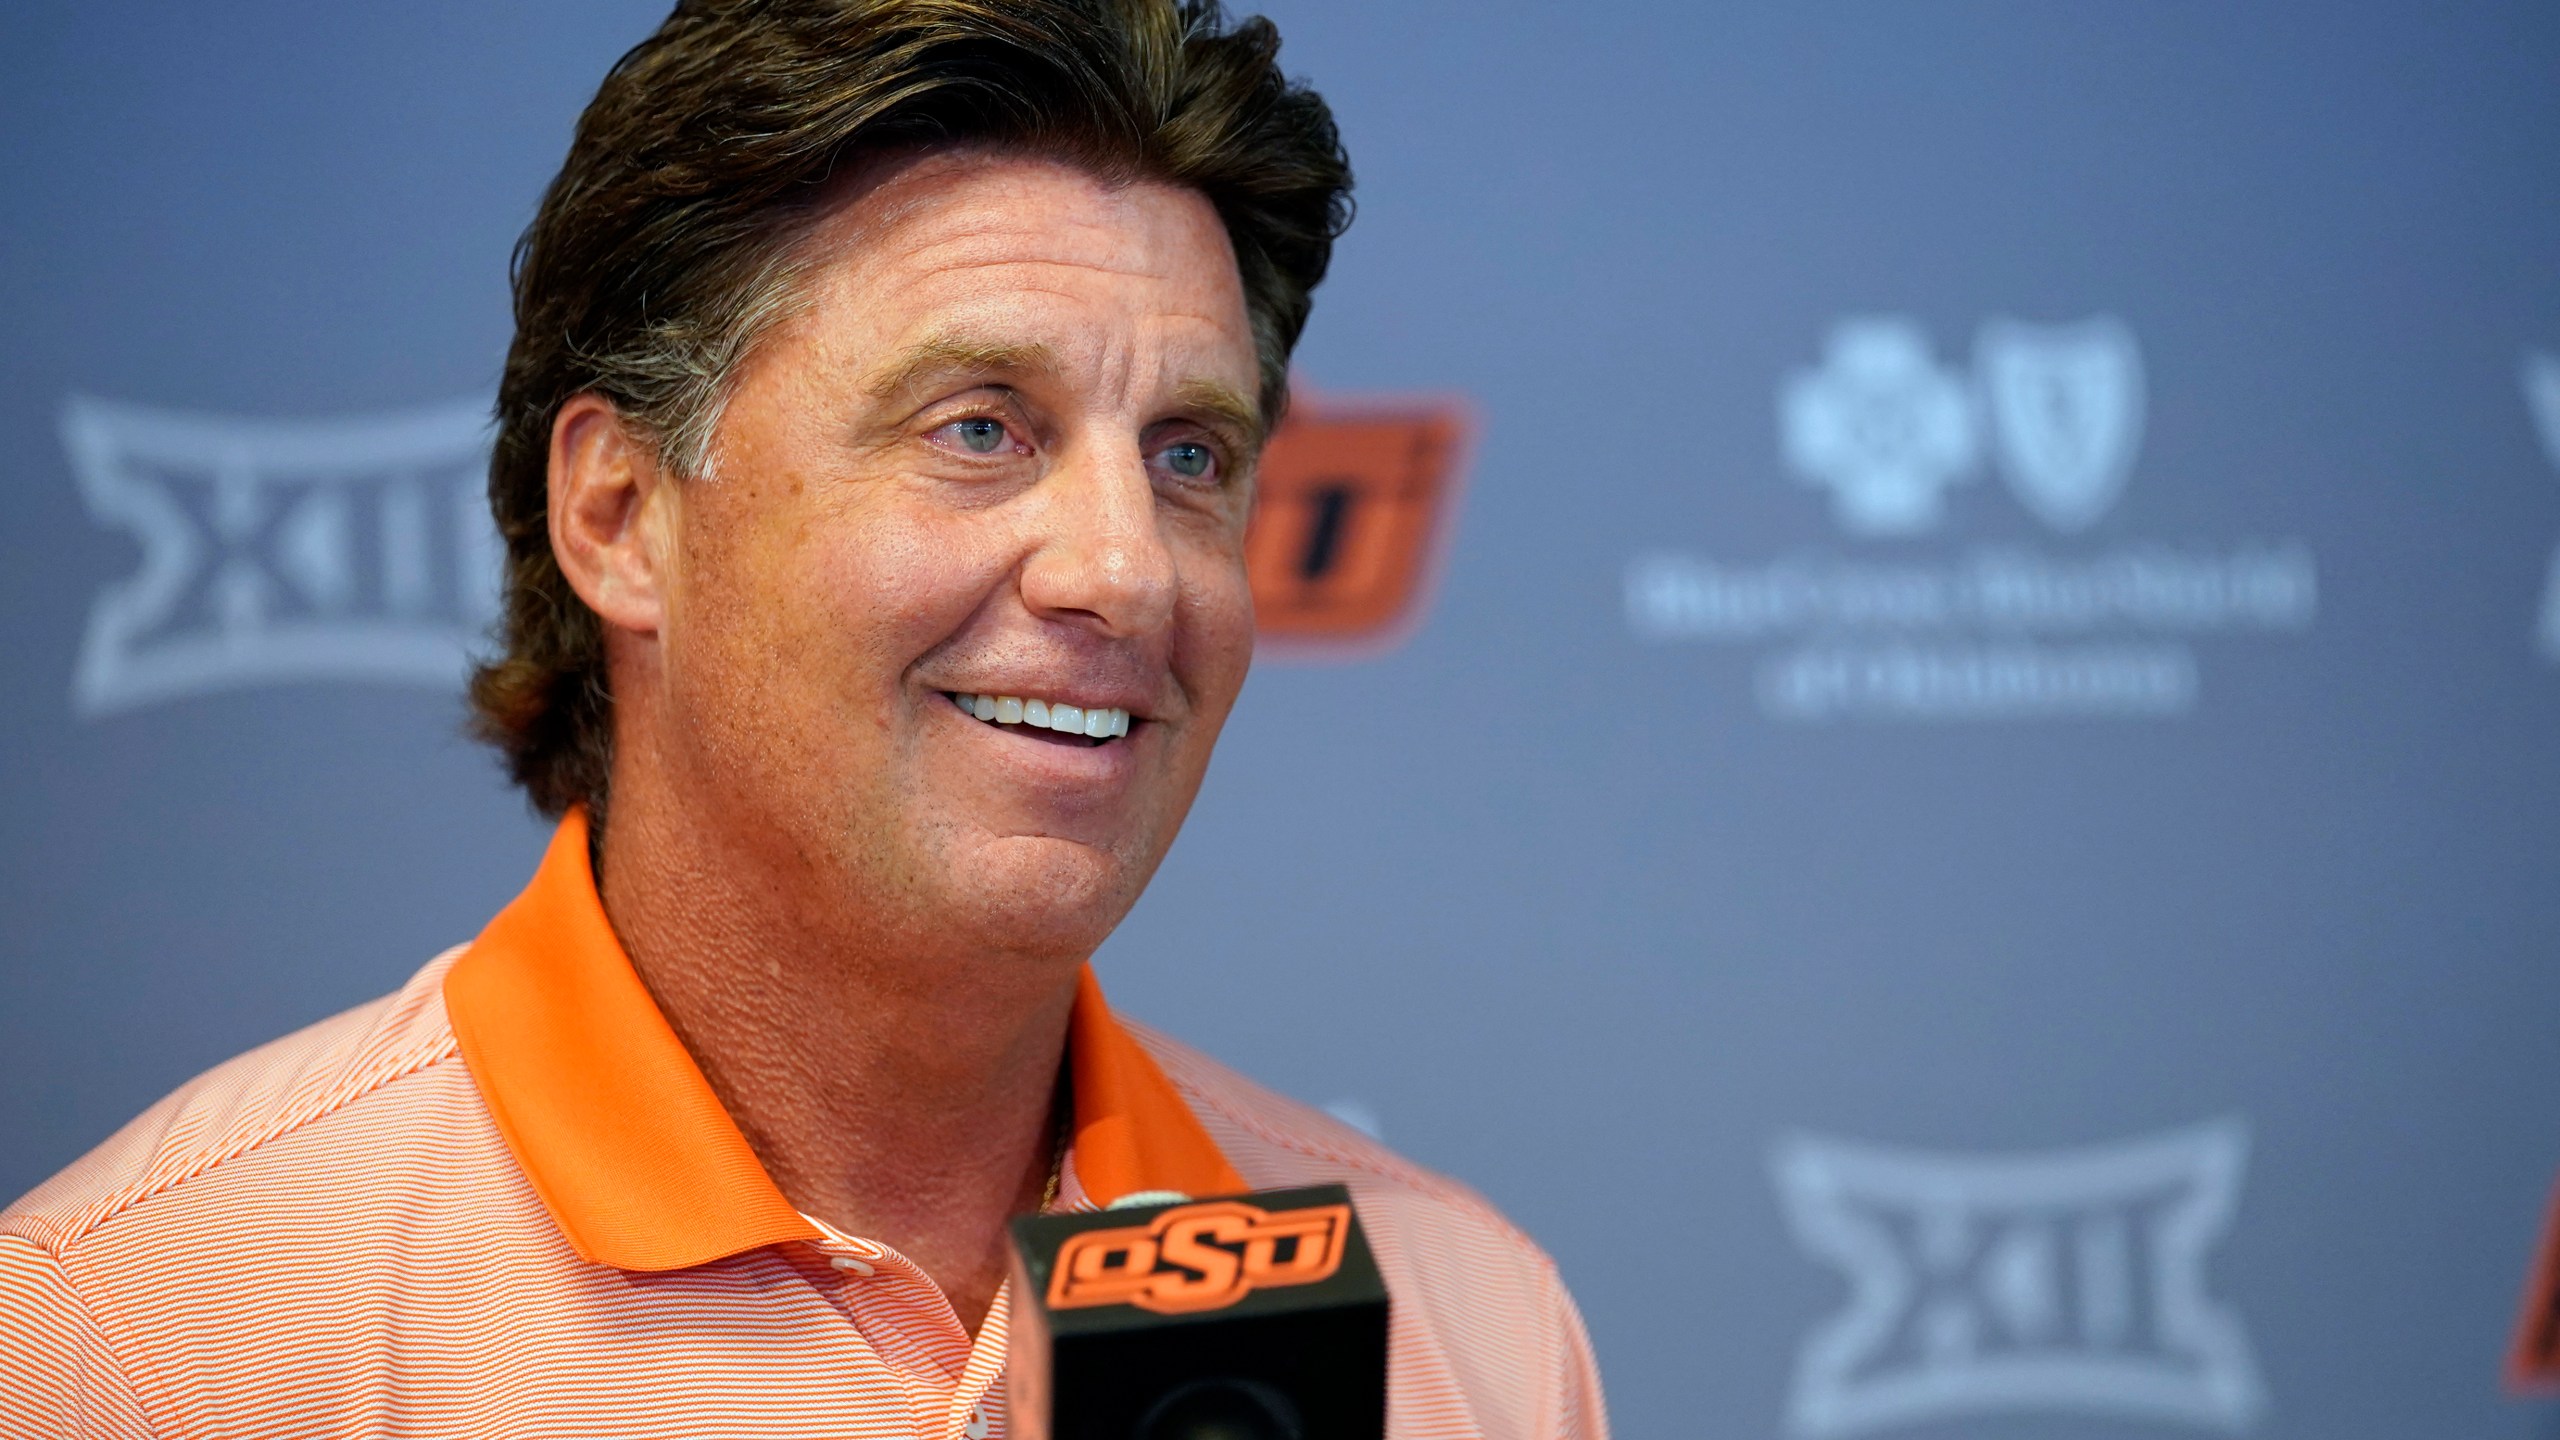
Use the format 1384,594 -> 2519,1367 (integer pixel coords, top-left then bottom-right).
725,148 -> 1261,451
804,147 -> 1232,286
893,249 -> 1203,289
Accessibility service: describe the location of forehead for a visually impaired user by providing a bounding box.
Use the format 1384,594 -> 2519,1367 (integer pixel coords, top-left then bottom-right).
780,149 -> 1256,390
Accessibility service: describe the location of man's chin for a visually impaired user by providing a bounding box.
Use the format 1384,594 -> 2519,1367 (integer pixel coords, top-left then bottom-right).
942,834 -> 1148,957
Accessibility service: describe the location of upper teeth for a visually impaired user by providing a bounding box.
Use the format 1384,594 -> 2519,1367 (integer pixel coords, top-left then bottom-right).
951,692 -> 1131,739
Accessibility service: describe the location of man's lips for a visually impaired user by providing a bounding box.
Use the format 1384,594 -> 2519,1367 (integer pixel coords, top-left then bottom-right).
943,690 -> 1132,747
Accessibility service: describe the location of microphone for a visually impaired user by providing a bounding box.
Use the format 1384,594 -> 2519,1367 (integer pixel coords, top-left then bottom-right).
1006,1184 -> 1389,1440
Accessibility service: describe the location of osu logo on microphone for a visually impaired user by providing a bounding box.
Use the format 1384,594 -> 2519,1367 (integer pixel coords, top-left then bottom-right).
1047,1199 -> 1354,1315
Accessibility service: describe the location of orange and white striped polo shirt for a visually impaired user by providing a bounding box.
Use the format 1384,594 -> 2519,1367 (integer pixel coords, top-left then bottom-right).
2,814 -> 1607,1439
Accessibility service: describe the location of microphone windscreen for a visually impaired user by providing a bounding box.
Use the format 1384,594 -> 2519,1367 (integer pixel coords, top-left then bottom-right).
1006,1184 -> 1389,1440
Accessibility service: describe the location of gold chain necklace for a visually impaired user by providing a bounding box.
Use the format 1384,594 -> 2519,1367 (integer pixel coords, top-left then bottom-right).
1038,1077 -> 1071,1213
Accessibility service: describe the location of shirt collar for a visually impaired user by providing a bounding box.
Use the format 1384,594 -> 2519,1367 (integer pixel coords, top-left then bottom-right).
444,808 -> 1244,1273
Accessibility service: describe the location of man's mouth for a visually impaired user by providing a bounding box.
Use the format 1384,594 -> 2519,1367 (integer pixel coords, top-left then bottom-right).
946,691 -> 1132,748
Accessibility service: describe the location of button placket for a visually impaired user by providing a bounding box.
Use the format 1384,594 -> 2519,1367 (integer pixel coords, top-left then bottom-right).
803,1216 -> 1007,1434
941,1281 -> 1013,1440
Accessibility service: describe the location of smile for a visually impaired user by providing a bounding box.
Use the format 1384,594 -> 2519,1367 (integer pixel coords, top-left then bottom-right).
947,691 -> 1132,745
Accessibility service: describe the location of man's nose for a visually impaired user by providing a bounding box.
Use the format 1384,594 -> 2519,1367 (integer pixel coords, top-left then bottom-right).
1017,441 -> 1178,638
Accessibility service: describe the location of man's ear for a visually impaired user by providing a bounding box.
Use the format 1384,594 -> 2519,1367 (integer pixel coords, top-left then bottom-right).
548,393 -> 677,637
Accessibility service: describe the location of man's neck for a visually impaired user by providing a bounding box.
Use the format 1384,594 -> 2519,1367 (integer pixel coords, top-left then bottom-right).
591,789 -> 1080,1335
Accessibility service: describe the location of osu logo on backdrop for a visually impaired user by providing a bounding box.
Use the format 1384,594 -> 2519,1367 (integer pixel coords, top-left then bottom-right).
1246,392 -> 1469,649
63,387 -> 1470,716
1770,1118 -> 2265,1436
1048,1198 -> 1352,1315
2513,1175 -> 2560,1391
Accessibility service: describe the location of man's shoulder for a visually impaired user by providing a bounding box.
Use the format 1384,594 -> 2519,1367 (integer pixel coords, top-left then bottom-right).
2,950 -> 470,1257
1129,1021 -> 1562,1281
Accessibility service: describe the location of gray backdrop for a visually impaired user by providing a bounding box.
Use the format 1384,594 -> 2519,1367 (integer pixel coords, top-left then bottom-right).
5,4 -> 2557,1438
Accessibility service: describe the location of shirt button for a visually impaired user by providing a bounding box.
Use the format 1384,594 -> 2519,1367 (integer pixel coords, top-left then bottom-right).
830,1254 -> 876,1276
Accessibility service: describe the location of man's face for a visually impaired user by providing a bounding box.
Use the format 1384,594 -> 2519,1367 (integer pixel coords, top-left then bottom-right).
645,151 -> 1261,958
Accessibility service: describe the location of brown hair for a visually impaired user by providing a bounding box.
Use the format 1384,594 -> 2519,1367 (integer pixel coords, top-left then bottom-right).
470,0 -> 1352,818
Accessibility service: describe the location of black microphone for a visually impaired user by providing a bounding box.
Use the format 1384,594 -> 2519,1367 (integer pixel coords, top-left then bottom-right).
1006,1184 -> 1389,1440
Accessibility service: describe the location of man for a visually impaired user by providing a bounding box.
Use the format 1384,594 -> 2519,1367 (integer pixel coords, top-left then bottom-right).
1,2 -> 1606,1436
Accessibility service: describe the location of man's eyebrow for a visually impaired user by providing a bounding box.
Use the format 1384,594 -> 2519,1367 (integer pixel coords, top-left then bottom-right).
863,334 -> 1265,448
863,335 -> 1063,402
1173,377 -> 1266,451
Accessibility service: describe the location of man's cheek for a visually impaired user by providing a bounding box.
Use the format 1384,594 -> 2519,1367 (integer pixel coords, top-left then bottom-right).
1185,570 -> 1258,701
842,514 -> 987,627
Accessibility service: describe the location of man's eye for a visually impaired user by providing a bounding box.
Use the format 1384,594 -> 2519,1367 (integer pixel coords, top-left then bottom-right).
951,418 -> 1009,454
1160,442 -> 1215,480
